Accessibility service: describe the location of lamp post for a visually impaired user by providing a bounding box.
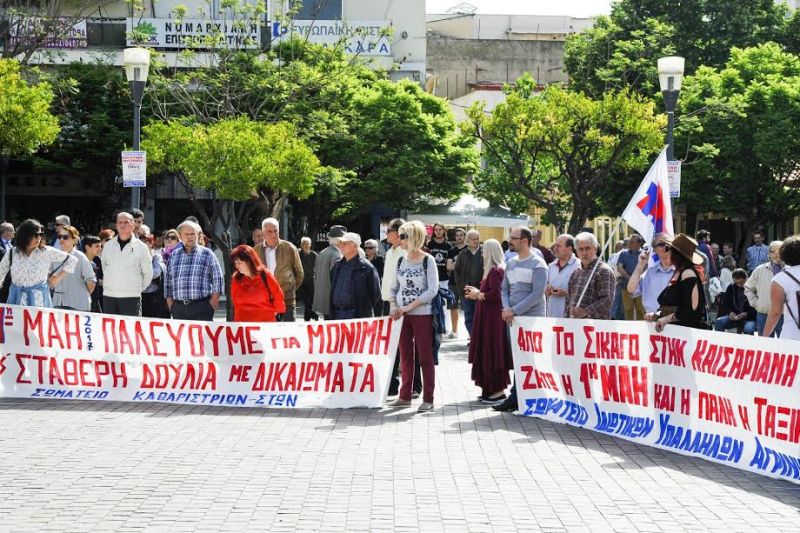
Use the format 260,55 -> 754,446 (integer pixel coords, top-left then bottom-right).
657,56 -> 685,161
123,47 -> 150,211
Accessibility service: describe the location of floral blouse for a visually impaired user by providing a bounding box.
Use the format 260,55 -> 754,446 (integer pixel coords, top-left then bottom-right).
0,246 -> 78,288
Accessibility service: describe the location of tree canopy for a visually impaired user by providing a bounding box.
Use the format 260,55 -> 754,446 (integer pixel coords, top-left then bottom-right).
463,76 -> 664,234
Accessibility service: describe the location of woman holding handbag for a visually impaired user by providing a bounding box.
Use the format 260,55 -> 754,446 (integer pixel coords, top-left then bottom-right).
0,219 -> 77,308
229,245 -> 286,322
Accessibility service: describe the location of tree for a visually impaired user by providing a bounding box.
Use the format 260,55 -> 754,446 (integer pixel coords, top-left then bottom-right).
31,62 -> 132,218
142,116 -> 321,316
564,0 -> 791,99
674,43 -> 800,229
463,76 -> 664,234
0,58 -> 60,219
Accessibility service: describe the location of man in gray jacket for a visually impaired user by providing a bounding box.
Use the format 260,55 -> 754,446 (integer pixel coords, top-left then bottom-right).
313,225 -> 346,320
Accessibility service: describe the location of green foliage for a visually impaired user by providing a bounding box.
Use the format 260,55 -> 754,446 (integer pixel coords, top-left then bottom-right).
464,75 -> 664,233
0,58 -> 60,156
143,117 -> 320,202
675,43 -> 800,226
564,0 -> 791,98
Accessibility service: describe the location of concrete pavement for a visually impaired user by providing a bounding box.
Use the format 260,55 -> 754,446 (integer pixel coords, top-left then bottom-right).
1,336 -> 798,532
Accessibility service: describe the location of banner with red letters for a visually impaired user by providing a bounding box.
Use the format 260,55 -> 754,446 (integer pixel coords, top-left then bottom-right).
0,305 -> 400,409
512,317 -> 800,484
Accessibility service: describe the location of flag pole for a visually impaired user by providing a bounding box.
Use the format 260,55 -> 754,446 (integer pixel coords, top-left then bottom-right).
574,216 -> 624,310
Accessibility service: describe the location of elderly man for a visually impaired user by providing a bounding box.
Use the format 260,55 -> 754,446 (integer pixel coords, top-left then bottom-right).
164,220 -> 223,321
254,217 -> 304,322
565,232 -> 616,320
297,236 -> 318,321
745,240 -> 784,336
101,212 -> 153,316
546,234 -> 579,319
313,225 -> 347,320
493,226 -> 548,412
446,227 -> 467,338
329,233 -> 381,320
454,229 -> 483,335
0,222 -> 14,260
626,234 -> 675,315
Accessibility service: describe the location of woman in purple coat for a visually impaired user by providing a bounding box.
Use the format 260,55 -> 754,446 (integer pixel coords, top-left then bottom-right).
465,239 -> 513,405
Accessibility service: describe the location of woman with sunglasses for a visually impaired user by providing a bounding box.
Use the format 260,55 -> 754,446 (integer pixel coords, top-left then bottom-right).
229,244 -> 286,322
0,219 -> 78,308
51,225 -> 97,311
161,229 -> 181,266
388,220 -> 440,412
645,234 -> 710,332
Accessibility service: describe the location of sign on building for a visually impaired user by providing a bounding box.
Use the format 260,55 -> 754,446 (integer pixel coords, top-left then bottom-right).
8,17 -> 87,49
126,18 -> 261,49
271,20 -> 392,56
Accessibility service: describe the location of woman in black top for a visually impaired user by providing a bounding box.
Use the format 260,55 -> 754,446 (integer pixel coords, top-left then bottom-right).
645,234 -> 709,331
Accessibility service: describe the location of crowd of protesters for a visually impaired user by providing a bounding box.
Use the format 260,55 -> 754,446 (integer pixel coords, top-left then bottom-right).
2,211 -> 800,413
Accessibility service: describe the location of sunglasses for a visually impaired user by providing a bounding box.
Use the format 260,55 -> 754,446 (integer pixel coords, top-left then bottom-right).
166,235 -> 178,241
57,234 -> 71,240
399,234 -> 408,240
35,232 -> 44,237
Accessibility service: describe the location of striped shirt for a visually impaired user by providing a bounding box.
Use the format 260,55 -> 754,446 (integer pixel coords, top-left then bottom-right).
164,245 -> 224,301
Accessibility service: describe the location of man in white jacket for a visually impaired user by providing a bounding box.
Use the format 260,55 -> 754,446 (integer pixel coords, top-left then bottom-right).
744,240 -> 784,336
101,211 -> 153,317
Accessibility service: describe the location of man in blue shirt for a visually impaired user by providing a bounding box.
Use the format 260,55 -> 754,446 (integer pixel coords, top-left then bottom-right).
746,231 -> 770,273
330,232 -> 380,320
0,223 -> 14,261
164,220 -> 224,321
617,234 -> 646,320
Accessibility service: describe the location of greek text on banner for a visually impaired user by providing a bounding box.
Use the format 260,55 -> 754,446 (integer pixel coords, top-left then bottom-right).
512,317 -> 800,484
0,305 -> 400,409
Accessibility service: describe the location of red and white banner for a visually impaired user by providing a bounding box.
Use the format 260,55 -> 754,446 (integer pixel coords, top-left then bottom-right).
512,317 -> 800,484
0,305 -> 400,409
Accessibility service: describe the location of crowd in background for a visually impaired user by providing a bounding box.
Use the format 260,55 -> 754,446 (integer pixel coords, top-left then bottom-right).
2,212 -> 800,413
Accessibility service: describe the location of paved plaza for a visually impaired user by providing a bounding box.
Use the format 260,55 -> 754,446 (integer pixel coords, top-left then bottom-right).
1,335 -> 799,532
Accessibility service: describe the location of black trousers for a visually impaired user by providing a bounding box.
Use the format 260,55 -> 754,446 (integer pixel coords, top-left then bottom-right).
103,296 -> 141,317
297,281 -> 318,321
171,298 -> 214,321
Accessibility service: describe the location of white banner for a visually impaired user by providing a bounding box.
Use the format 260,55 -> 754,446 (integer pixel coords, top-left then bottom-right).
271,20 -> 391,56
0,305 -> 400,409
8,17 -> 88,49
127,18 -> 261,49
512,317 -> 800,484
668,160 -> 681,198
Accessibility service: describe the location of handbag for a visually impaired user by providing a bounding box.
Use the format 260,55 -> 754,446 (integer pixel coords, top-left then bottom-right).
49,256 -> 71,297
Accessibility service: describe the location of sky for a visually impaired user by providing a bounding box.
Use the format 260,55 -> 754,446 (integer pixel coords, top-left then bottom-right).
426,0 -> 613,17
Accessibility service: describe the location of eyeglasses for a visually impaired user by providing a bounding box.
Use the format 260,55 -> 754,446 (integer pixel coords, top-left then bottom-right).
663,244 -> 673,252
166,235 -> 178,241
509,235 -> 521,241
57,235 -> 71,240
399,234 -> 408,240
654,242 -> 667,249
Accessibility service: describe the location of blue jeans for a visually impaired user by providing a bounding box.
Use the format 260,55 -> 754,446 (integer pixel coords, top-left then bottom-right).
756,312 -> 783,337
462,298 -> 476,336
714,316 -> 756,335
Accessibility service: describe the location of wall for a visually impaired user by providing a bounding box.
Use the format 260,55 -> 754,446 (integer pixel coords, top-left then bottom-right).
428,37 -> 568,99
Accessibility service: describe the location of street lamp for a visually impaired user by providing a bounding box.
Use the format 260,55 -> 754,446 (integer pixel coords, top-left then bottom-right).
657,56 -> 685,160
123,47 -> 150,211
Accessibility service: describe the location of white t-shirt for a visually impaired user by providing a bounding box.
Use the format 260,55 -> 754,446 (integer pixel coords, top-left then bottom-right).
773,265 -> 800,341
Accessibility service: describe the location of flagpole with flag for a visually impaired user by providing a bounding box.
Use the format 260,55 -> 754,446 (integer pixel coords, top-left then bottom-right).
575,147 -> 674,309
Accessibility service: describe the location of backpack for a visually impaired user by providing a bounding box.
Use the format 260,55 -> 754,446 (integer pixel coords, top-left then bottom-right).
783,270 -> 800,328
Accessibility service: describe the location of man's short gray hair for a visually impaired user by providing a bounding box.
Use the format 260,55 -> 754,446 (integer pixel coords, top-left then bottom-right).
364,239 -> 378,249
466,229 -> 480,240
261,217 -> 279,230
116,212 -> 133,223
55,215 -> 71,225
300,236 -> 312,246
0,222 -> 14,233
177,220 -> 201,234
575,232 -> 600,250
769,240 -> 784,252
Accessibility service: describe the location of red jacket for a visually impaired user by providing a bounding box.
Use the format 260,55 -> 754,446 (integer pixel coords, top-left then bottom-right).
231,268 -> 286,322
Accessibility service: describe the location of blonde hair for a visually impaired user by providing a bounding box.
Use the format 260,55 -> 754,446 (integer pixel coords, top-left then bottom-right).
399,220 -> 427,252
482,239 -> 505,279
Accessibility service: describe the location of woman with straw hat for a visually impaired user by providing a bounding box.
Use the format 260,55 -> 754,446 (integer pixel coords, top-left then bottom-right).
645,234 -> 711,332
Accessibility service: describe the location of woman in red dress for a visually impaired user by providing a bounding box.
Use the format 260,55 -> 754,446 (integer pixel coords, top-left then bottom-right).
465,239 -> 512,405
230,245 -> 286,322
